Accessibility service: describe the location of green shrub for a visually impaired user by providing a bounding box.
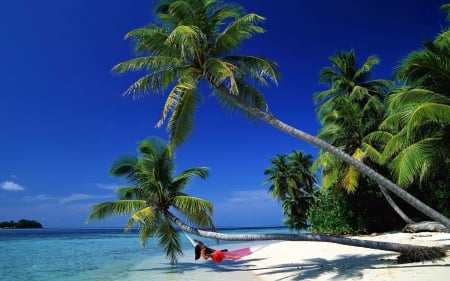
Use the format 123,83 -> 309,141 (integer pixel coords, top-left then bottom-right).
307,189 -> 364,235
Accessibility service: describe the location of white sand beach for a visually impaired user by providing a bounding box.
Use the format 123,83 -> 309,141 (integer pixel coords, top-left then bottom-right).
243,232 -> 450,281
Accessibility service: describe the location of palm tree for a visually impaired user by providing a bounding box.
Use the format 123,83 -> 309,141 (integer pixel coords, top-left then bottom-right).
264,154 -> 293,201
169,212 -> 445,263
314,50 -> 391,120
379,29 -> 450,186
85,137 -> 214,264
113,0 -> 449,226
366,4 -> 449,213
264,150 -> 316,230
313,51 -> 414,224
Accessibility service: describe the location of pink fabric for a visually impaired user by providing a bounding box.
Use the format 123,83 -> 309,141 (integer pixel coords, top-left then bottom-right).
223,247 -> 252,260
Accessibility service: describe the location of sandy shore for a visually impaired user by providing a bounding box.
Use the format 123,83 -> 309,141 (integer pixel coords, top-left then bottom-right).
242,232 -> 450,281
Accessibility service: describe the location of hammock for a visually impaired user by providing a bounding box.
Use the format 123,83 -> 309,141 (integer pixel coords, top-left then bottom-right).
183,231 -> 253,262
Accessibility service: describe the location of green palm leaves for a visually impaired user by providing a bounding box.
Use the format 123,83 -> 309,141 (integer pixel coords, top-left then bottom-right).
86,137 -> 214,264
113,0 -> 279,147
314,50 -> 390,192
264,151 -> 316,230
368,7 -> 450,187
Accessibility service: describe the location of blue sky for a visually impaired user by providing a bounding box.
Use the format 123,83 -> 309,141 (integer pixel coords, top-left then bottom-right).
0,0 -> 447,228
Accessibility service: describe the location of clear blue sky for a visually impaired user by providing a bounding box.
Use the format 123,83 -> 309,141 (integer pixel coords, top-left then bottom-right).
1,0 -> 447,228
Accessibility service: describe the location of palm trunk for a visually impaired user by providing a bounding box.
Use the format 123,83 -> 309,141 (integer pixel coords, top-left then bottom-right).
167,211 -> 446,263
379,185 -> 414,224
224,93 -> 450,227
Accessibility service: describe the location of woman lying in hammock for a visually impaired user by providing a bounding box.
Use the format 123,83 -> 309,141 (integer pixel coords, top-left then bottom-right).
194,239 -> 253,263
194,239 -> 228,263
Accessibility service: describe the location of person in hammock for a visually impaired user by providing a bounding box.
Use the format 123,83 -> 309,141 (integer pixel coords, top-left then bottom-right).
194,239 -> 228,263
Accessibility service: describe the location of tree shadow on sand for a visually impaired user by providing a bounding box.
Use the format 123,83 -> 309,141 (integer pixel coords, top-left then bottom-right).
126,252 -> 449,280
241,253 -> 449,281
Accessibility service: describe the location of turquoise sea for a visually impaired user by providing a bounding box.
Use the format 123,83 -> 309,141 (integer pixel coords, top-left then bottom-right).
0,227 -> 292,281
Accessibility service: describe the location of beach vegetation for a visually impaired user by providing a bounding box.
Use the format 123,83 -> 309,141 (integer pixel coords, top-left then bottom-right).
365,4 -> 450,218
263,150 -> 316,231
310,49 -> 416,233
86,137 -> 214,264
112,0 -> 450,227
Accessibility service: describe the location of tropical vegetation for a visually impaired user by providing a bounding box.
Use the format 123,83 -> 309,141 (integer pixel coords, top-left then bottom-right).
112,0 -> 449,227
92,0 -> 450,264
86,137 -> 214,264
263,150 -> 316,231
364,3 -> 450,219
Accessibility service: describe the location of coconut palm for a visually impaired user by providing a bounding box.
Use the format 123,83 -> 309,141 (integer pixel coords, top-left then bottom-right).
313,50 -> 389,191
312,51 -> 415,224
314,50 -> 391,120
85,137 -> 214,264
264,150 -> 316,230
113,0 -> 449,226
264,154 -> 293,201
169,212 -> 445,263
380,35 -> 450,186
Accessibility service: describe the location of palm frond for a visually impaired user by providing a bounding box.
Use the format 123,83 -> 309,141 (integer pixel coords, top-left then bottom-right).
85,200 -> 146,222
116,186 -> 140,200
214,13 -> 265,55
406,103 -> 450,136
109,155 -> 138,177
390,138 -> 440,186
204,58 -> 239,94
165,25 -> 205,59
354,55 -> 380,80
125,206 -> 155,231
172,195 -> 215,228
166,84 -> 199,148
112,56 -> 182,74
225,55 -> 279,86
124,26 -> 177,56
157,219 -> 182,264
361,143 -> 383,164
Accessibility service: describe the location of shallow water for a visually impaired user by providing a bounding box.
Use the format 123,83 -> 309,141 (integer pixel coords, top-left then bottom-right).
0,227 -> 292,281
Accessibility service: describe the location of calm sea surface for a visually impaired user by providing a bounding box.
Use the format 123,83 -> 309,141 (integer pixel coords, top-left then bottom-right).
0,227 -> 293,281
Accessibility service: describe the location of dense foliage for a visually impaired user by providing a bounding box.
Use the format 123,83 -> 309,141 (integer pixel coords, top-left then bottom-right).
0,219 -> 42,228
305,4 -> 450,234
113,0 -> 450,235
264,150 -> 316,231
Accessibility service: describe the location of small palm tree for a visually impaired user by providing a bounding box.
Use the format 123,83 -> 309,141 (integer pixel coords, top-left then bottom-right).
86,137 -> 214,264
264,150 -> 316,230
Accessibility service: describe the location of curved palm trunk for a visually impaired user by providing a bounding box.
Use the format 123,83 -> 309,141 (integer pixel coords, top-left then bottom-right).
224,93 -> 450,227
379,185 -> 414,224
167,212 -> 445,263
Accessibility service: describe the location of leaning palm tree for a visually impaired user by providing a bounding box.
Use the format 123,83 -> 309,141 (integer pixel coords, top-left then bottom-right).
85,137 -> 214,264
113,0 -> 449,226
168,211 -> 446,263
312,51 -> 415,225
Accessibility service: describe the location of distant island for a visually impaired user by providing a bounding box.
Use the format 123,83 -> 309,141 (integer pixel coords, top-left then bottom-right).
0,219 -> 43,229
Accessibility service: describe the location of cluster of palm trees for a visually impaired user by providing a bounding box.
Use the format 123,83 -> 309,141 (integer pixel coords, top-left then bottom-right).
263,150 -> 316,230
309,12 -> 449,229
87,0 -> 449,263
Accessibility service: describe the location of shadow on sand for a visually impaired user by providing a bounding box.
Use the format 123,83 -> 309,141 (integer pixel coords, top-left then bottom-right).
128,253 -> 449,280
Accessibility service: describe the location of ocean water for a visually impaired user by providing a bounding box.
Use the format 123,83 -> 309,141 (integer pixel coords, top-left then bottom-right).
0,227 -> 293,281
